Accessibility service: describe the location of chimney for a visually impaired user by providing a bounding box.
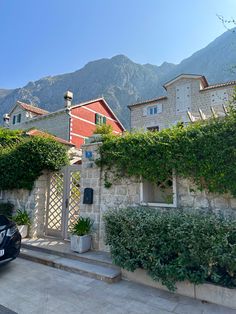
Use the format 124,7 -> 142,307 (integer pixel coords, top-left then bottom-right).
3,113 -> 10,127
64,90 -> 73,108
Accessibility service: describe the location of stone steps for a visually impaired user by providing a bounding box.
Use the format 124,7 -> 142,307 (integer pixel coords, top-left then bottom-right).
21,241 -> 114,268
20,247 -> 121,283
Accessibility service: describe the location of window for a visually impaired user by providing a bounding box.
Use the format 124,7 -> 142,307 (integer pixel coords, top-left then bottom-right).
140,175 -> 177,207
147,104 -> 162,116
17,113 -> 21,123
147,126 -> 159,132
211,90 -> 228,106
176,84 -> 191,113
12,113 -> 22,125
95,113 -> 106,125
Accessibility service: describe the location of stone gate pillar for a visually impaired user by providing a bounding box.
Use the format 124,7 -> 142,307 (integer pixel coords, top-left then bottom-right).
79,141 -> 102,250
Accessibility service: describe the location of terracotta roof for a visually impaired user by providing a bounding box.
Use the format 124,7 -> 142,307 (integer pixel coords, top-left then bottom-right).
25,129 -> 74,146
128,96 -> 167,109
201,80 -> 236,91
17,101 -> 49,115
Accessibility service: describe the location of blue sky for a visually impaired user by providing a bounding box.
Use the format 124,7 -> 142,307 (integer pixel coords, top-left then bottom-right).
0,0 -> 235,88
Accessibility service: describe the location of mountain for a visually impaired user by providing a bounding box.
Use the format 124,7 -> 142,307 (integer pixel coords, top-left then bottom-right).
1,28 -> 236,128
0,89 -> 13,101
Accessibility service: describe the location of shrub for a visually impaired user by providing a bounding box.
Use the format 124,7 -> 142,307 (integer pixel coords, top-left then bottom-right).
0,129 -> 68,190
104,207 -> 236,290
0,202 -> 14,218
93,124 -> 113,135
12,209 -> 31,225
70,217 -> 93,236
99,108 -> 236,196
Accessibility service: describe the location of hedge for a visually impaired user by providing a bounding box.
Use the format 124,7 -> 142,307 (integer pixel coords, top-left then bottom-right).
104,207 -> 236,290
0,128 -> 68,190
98,107 -> 236,196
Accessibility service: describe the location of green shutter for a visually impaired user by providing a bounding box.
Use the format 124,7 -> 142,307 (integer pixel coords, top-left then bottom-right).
95,113 -> 99,125
17,114 -> 21,123
13,116 -> 16,125
103,116 -> 107,124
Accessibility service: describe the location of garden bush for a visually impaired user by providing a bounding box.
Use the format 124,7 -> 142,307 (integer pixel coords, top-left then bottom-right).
0,128 -> 68,190
99,108 -> 236,196
104,207 -> 236,290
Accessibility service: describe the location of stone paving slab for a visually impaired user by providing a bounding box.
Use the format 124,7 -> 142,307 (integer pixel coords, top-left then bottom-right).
1,259 -> 236,314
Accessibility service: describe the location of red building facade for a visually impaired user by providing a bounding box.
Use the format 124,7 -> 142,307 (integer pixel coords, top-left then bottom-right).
69,98 -> 125,147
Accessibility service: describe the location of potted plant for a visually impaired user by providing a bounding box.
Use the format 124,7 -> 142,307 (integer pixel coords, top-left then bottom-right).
12,209 -> 31,238
70,217 -> 93,253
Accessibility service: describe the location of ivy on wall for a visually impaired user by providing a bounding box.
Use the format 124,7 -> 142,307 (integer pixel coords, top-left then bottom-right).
98,108 -> 236,196
0,128 -> 68,190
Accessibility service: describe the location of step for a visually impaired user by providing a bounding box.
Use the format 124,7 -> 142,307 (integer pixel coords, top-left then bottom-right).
21,240 -> 115,269
20,248 -> 121,283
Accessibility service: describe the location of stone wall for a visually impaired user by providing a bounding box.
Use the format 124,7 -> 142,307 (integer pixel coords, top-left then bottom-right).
79,141 -> 236,251
177,177 -> 236,217
1,172 -> 49,237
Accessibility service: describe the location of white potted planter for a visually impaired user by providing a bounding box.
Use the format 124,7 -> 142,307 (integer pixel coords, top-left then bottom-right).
71,234 -> 92,253
12,209 -> 31,239
70,217 -> 93,254
17,225 -> 28,239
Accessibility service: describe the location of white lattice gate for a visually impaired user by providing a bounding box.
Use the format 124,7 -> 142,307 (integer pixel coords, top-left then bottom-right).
45,165 -> 81,239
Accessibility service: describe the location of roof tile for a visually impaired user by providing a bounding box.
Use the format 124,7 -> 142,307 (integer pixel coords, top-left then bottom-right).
18,101 -> 49,115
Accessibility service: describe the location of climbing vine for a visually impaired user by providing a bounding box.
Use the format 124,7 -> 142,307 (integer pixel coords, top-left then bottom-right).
98,107 -> 236,196
0,128 -> 68,190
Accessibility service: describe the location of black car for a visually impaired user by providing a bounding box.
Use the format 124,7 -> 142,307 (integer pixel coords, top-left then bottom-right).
0,215 -> 21,264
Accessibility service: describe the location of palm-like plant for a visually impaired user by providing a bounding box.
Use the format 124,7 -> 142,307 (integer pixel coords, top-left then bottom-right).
71,217 -> 93,236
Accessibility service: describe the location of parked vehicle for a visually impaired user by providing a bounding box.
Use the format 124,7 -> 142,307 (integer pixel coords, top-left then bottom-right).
0,215 -> 21,264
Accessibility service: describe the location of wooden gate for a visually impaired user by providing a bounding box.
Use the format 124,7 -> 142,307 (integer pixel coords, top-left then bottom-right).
45,165 -> 81,239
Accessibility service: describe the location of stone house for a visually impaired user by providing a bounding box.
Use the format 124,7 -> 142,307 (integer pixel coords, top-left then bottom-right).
5,92 -> 125,148
129,74 -> 236,131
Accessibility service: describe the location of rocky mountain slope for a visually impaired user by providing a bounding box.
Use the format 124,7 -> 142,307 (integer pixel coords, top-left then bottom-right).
1,28 -> 236,128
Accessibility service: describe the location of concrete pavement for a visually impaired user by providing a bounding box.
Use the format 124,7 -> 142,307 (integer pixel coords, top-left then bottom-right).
0,258 -> 235,314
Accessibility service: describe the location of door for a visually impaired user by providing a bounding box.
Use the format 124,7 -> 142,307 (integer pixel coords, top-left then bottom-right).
45,165 -> 81,239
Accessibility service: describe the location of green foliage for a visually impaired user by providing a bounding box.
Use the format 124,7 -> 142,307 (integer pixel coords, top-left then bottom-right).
93,124 -> 113,135
104,207 -> 236,290
70,217 -> 93,236
0,128 -> 68,190
99,109 -> 236,196
0,129 -> 24,151
0,202 -> 14,218
104,172 -> 112,188
12,209 -> 31,225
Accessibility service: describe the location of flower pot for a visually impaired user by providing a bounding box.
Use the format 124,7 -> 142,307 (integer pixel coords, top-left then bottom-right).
70,235 -> 92,253
17,225 -> 28,238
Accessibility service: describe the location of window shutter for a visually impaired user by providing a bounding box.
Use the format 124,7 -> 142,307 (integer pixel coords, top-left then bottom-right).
95,113 -> 99,124
13,116 -> 16,125
143,107 -> 147,116
103,116 -> 107,124
17,114 -> 21,123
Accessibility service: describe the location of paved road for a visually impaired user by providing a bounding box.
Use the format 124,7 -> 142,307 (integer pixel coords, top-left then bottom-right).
0,258 -> 235,314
